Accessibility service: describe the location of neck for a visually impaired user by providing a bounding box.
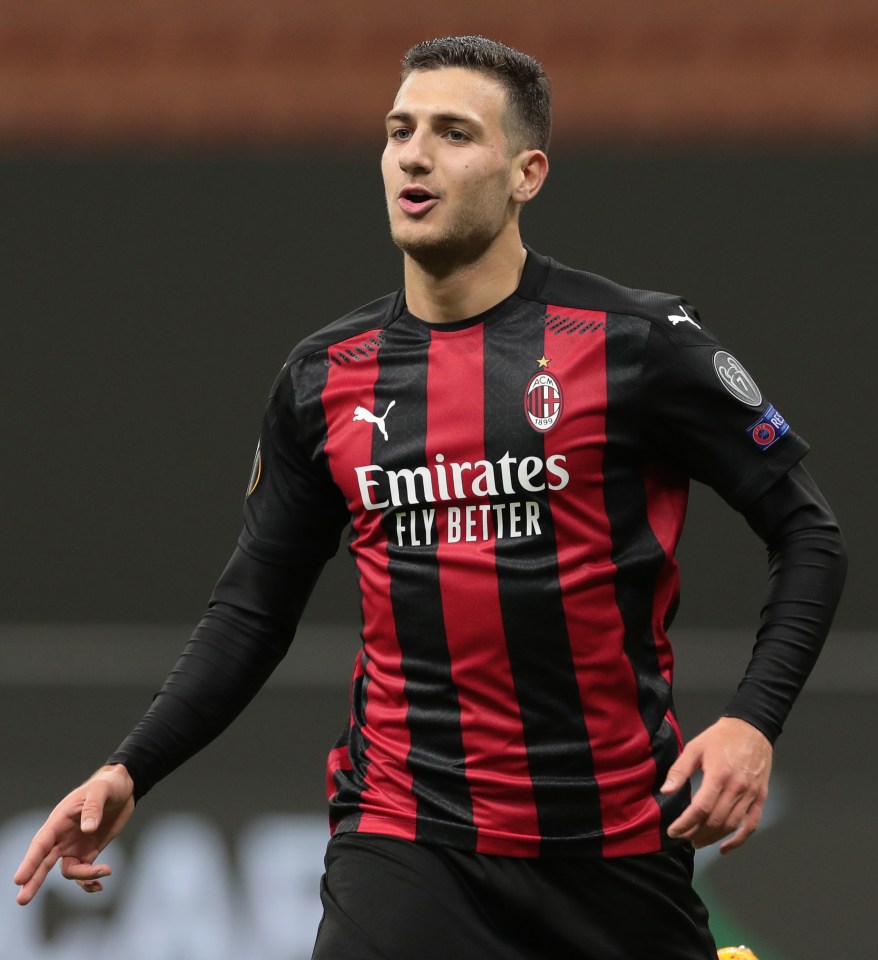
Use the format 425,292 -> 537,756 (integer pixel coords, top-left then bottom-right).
402,231 -> 527,324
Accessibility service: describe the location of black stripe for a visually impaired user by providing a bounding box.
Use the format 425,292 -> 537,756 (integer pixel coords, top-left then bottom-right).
374,326 -> 476,849
304,345 -> 368,833
328,655 -> 370,832
603,315 -> 688,842
344,566 -> 369,831
483,304 -> 603,852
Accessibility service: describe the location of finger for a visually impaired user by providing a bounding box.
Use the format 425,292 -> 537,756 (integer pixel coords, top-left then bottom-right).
666,776 -> 725,838
77,878 -> 105,894
719,798 -> 764,854
696,782 -> 749,840
14,827 -> 64,887
15,850 -> 61,906
696,773 -> 764,846
715,789 -> 754,836
80,780 -> 110,833
60,856 -> 110,882
62,863 -> 110,881
13,821 -> 66,886
660,746 -> 701,795
688,789 -> 762,850
690,817 -> 739,848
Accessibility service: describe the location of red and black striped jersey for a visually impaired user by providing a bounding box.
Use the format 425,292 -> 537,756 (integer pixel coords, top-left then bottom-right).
241,248 -> 808,858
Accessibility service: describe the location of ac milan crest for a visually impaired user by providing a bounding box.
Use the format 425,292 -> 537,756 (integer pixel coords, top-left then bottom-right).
524,372 -> 563,432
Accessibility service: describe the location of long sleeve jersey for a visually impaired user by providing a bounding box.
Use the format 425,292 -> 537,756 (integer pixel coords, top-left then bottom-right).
109,248 -> 846,858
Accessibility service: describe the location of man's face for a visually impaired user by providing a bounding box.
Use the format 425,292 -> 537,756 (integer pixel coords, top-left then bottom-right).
382,67 -> 522,268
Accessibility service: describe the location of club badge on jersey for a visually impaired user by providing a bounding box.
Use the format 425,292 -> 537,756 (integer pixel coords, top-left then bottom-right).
524,368 -> 563,432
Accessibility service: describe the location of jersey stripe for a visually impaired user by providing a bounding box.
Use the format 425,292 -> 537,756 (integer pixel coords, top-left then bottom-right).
541,306 -> 662,855
603,315 -> 687,846
483,304 -> 603,853
291,342 -> 367,834
377,327 -> 477,848
425,324 -> 541,855
326,648 -> 367,832
644,465 -> 689,754
321,329 -> 417,839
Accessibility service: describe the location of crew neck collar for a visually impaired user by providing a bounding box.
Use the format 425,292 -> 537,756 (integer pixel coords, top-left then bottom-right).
398,246 -> 548,333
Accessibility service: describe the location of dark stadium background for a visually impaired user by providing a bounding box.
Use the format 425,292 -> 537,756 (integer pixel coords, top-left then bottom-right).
1,4 -> 875,959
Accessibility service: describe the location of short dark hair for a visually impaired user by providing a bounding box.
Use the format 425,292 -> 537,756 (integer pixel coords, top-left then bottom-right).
400,36 -> 552,153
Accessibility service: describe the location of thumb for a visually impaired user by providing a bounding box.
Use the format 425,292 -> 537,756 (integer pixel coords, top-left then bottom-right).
80,780 -> 110,834
660,743 -> 701,795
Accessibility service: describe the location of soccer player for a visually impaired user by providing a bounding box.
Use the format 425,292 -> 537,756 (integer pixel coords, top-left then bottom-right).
14,37 -> 846,960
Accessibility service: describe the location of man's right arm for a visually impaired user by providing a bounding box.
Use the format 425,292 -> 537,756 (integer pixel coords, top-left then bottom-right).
15,359 -> 350,901
107,544 -> 330,799
110,357 -> 349,799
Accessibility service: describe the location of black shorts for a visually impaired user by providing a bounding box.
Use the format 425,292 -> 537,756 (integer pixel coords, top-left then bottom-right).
311,833 -> 717,960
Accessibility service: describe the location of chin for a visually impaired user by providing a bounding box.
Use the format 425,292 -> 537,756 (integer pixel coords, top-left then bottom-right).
392,230 -> 445,258
391,225 -> 496,271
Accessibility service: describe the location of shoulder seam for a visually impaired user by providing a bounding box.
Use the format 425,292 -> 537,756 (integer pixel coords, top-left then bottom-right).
287,290 -> 403,367
518,255 -> 690,328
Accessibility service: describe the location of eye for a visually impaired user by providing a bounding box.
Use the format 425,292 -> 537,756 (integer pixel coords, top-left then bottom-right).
445,129 -> 469,143
389,127 -> 412,141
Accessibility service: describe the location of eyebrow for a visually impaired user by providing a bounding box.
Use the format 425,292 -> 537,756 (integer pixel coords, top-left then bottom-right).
385,110 -> 483,131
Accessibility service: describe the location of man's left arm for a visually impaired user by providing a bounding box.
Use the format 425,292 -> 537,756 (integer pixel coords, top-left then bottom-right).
661,462 -> 847,852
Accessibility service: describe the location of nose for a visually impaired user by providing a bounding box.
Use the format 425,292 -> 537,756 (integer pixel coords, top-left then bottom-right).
397,129 -> 433,175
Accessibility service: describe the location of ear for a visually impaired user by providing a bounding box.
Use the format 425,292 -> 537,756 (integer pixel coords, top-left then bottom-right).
511,150 -> 549,205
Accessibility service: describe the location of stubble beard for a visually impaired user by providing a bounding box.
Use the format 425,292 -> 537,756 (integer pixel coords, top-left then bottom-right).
389,194 -> 510,279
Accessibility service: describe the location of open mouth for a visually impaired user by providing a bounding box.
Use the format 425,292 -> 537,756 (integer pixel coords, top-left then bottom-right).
398,189 -> 439,215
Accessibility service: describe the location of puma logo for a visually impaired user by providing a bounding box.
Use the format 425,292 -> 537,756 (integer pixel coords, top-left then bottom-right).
353,400 -> 396,441
667,305 -> 701,329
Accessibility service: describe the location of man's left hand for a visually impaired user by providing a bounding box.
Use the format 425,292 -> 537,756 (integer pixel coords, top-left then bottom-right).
660,716 -> 773,854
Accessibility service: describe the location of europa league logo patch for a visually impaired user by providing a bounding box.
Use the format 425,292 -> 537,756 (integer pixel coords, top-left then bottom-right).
524,372 -> 563,432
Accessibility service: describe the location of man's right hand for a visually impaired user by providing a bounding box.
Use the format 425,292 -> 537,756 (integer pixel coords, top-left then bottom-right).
14,764 -> 136,905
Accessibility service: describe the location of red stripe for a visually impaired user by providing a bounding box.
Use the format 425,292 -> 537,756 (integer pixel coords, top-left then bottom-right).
425,325 -> 541,855
321,332 -> 416,838
326,744 -> 352,829
541,307 -> 661,856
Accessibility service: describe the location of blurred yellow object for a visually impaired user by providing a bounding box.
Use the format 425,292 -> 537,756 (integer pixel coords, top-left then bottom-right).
717,948 -> 759,960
